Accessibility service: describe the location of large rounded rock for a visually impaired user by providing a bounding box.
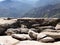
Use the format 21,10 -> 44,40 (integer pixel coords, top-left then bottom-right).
32,24 -> 40,27
0,19 -> 18,28
0,27 -> 6,35
28,30 -> 38,40
20,28 -> 29,34
0,18 -> 19,35
17,18 -> 60,28
55,23 -> 60,30
5,28 -> 21,35
5,28 -> 29,35
0,19 -> 18,35
12,34 -> 31,40
42,29 -> 55,32
36,26 -> 55,30
17,18 -> 60,27
16,40 -> 40,45
16,40 -> 54,45
40,18 -> 60,26
0,36 -> 19,45
42,32 -> 60,39
29,28 -> 39,33
37,33 -> 47,41
40,37 -> 55,43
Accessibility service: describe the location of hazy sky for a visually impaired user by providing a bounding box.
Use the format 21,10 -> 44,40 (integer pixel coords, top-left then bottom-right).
0,0 -> 38,2
0,0 -> 60,2
0,0 -> 4,1
0,0 -> 60,6
0,0 -> 60,3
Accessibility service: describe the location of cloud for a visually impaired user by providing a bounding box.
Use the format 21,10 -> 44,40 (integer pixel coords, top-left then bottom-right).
0,0 -> 4,1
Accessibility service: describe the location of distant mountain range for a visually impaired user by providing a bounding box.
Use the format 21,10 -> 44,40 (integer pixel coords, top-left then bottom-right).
0,0 -> 33,18
0,0 -> 60,18
23,3 -> 60,18
36,0 -> 60,7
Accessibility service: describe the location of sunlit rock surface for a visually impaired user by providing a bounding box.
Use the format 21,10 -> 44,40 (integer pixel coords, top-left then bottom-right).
0,18 -> 60,45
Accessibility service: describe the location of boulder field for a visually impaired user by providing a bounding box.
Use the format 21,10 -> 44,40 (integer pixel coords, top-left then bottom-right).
0,18 -> 60,45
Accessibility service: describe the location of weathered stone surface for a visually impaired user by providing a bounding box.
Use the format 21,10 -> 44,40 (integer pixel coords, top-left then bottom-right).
37,33 -> 47,41
55,23 -> 60,30
5,28 -> 29,35
28,30 -> 38,40
17,18 -> 60,28
20,28 -> 29,34
0,19 -> 18,28
54,41 -> 60,43
0,36 -> 19,45
12,34 -> 31,40
40,18 -> 60,26
32,24 -> 40,27
42,29 -> 55,32
0,19 -> 18,35
40,37 -> 55,43
36,26 -> 55,30
20,24 -> 27,28
41,32 -> 60,39
5,28 -> 21,35
0,18 -> 60,44
42,29 -> 60,33
0,27 -> 6,35
16,40 -> 55,45
16,40 -> 40,45
29,28 -> 39,33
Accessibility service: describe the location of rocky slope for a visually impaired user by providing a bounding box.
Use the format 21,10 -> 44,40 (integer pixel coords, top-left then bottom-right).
23,3 -> 60,18
0,18 -> 60,45
0,0 -> 33,17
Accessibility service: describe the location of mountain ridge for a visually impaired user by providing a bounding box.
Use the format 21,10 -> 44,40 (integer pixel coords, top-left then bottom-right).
23,3 -> 60,18
0,0 -> 33,18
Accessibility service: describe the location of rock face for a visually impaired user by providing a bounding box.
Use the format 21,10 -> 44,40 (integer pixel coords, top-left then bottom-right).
0,27 -> 6,35
40,18 -> 60,26
41,32 -> 60,39
16,40 -> 41,45
5,28 -> 21,35
12,34 -> 31,40
29,28 -> 39,33
16,40 -> 55,45
32,24 -> 40,27
0,19 -> 18,35
40,37 -> 55,43
17,18 -> 60,28
20,28 -> 29,34
55,23 -> 60,30
5,28 -> 29,35
0,36 -> 19,45
42,29 -> 55,32
0,18 -> 60,44
36,26 -> 55,30
37,33 -> 47,41
28,30 -> 38,40
0,19 -> 18,28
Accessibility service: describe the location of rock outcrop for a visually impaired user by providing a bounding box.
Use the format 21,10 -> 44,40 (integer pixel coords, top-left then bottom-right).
12,34 -> 31,40
28,30 -> 38,40
0,18 -> 60,45
37,33 -> 47,41
5,28 -> 21,35
40,37 -> 55,43
55,23 -> 60,30
0,36 -> 19,45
